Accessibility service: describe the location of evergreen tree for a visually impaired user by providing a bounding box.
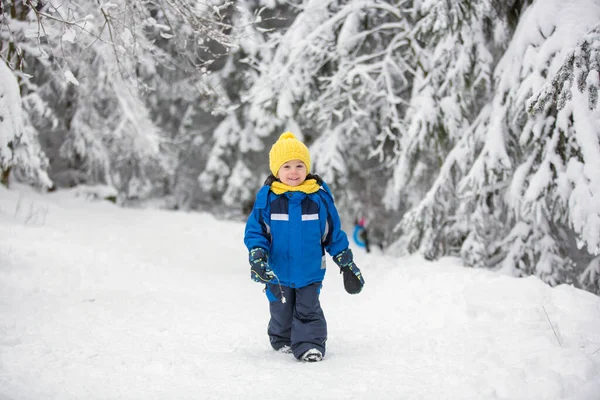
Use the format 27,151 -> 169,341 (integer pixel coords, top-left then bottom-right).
389,0 -> 600,293
239,0 -> 420,222
518,22 -> 600,291
0,1 -> 52,188
0,57 -> 50,188
198,0 -> 298,211
0,0 -> 236,200
381,0 -> 511,259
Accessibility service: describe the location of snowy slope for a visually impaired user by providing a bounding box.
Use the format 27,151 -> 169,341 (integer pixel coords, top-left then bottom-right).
1,184 -> 599,400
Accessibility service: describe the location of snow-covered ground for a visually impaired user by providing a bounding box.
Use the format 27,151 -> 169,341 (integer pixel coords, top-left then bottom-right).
1,184 -> 599,400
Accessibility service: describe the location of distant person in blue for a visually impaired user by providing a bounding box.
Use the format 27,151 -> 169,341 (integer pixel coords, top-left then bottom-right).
244,132 -> 365,362
354,216 -> 371,253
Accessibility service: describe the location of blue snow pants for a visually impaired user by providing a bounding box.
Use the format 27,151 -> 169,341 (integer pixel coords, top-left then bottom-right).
266,281 -> 327,359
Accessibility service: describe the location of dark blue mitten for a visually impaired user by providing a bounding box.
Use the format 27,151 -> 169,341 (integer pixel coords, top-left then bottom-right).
249,248 -> 274,283
333,248 -> 365,294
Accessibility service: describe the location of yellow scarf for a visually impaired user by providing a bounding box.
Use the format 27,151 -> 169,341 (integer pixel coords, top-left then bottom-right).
270,179 -> 321,195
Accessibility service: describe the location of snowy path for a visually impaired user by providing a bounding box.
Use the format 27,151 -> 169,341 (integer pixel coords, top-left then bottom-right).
1,185 -> 600,399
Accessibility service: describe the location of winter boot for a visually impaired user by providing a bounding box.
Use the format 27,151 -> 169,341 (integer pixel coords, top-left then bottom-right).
300,348 -> 323,362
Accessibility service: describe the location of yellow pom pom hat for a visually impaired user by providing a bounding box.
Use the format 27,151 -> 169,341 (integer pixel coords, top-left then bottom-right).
269,132 -> 311,176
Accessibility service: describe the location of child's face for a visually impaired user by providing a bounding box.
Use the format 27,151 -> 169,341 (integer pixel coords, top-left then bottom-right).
277,159 -> 307,187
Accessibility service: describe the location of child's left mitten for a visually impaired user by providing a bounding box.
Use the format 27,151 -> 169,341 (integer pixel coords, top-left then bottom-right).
333,248 -> 365,294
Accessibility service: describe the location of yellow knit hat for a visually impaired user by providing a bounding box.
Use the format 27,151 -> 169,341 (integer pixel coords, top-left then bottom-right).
269,132 -> 311,176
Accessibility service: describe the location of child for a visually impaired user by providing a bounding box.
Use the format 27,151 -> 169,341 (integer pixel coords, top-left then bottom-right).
244,132 -> 365,362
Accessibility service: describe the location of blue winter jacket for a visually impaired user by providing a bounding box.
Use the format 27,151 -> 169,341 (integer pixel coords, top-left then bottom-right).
244,179 -> 349,288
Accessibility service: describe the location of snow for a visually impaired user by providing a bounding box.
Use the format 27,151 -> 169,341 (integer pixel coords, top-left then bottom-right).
63,70 -> 80,86
1,184 -> 600,400
61,28 -> 77,43
337,11 -> 361,56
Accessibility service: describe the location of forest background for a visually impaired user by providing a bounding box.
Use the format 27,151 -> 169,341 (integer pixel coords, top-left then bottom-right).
1,0 -> 599,295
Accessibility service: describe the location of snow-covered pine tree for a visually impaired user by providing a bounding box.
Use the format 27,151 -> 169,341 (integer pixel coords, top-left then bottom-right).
304,0 -> 417,220
384,0 -> 511,259
521,20 -> 600,291
0,2 -> 52,189
0,53 -> 50,189
1,0 -> 237,201
198,0 -> 298,211
456,0 -> 599,290
43,2 -> 165,201
0,58 -> 24,187
387,0 -> 599,293
240,0 -> 348,192
240,0 -> 420,223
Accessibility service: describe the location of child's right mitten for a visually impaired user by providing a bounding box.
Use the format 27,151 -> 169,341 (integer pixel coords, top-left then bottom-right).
333,248 -> 365,294
249,247 -> 274,283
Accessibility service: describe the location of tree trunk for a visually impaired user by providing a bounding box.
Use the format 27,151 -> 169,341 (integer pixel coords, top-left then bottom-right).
1,166 -> 11,188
